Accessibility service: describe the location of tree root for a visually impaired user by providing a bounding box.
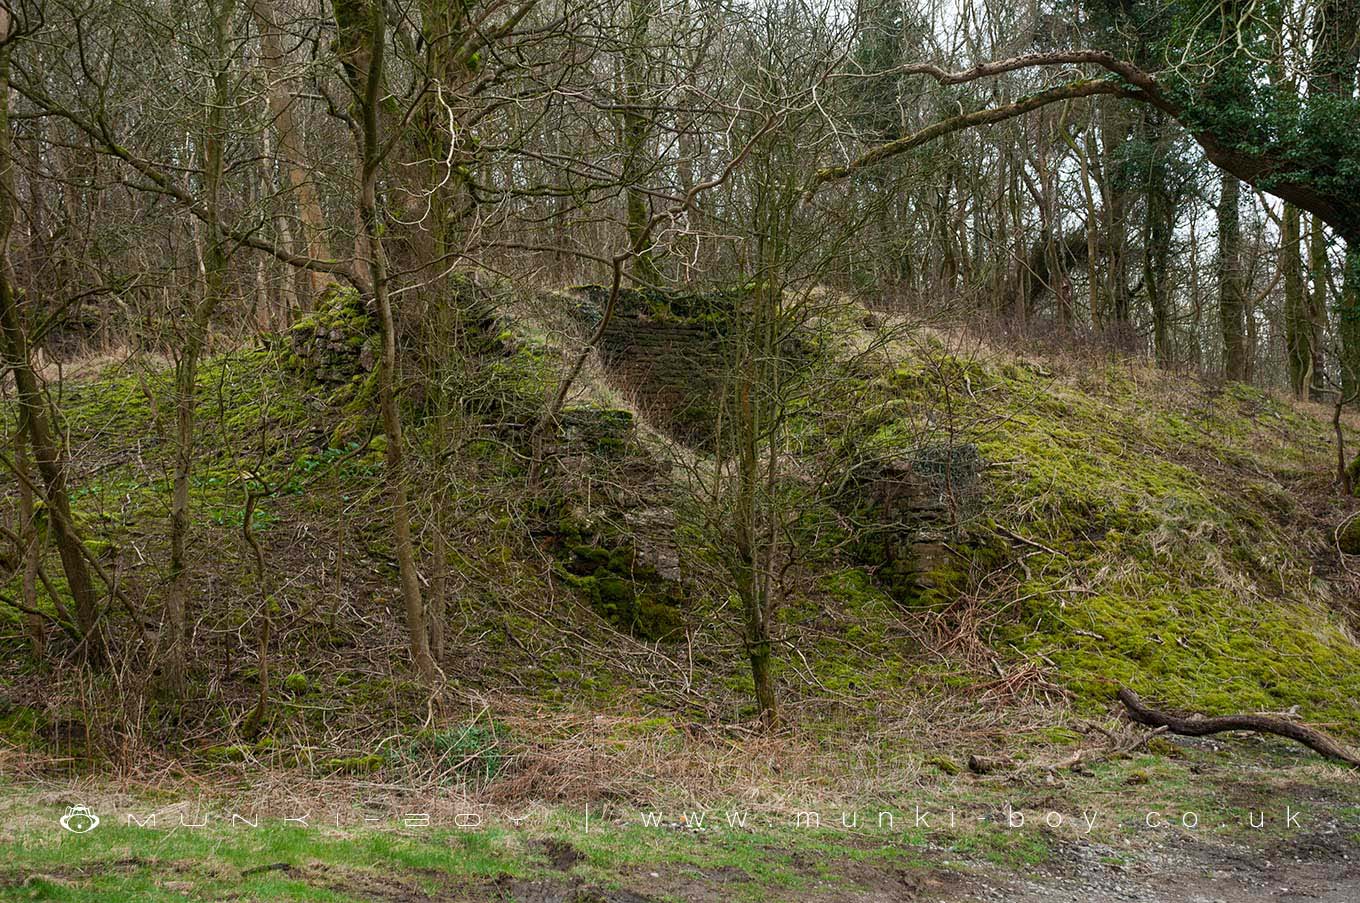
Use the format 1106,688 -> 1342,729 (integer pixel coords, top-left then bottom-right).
1118,688 -> 1360,768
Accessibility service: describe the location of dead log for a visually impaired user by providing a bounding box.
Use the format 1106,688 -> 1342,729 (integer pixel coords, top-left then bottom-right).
967,753 -> 1015,775
1118,688 -> 1360,768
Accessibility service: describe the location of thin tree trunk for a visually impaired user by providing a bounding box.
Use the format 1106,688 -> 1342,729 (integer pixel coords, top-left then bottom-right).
15,427 -> 43,658
0,20 -> 102,662
1217,171 -> 1247,381
1341,246 -> 1360,402
251,0 -> 329,310
165,0 -> 235,695
241,486 -> 271,738
346,0 -> 440,686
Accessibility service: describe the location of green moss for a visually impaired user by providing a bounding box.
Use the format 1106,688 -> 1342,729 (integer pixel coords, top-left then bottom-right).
832,346 -> 1360,729
0,704 -> 44,749
203,744 -> 253,763
553,521 -> 685,642
320,754 -> 386,774
1339,518 -> 1360,555
286,285 -> 376,385
924,755 -> 962,775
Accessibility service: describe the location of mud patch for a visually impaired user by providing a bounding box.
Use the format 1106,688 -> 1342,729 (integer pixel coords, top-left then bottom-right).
488,874 -> 663,902
534,837 -> 586,871
294,861 -> 445,901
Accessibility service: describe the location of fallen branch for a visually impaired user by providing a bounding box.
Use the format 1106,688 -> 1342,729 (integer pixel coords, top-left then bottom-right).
1118,688 -> 1360,768
1044,723 -> 1166,773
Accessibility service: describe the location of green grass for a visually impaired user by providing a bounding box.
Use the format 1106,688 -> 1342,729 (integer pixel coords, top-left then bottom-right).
6,740 -> 1356,901
1,819 -> 527,901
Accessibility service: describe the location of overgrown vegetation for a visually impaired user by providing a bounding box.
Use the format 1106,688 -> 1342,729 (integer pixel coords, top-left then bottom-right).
3,0 -> 1360,897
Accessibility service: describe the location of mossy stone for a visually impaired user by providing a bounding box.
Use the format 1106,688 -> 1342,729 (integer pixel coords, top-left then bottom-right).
1339,518 -> 1360,555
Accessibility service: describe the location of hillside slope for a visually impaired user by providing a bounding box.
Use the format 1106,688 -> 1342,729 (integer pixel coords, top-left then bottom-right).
2,293 -> 1359,780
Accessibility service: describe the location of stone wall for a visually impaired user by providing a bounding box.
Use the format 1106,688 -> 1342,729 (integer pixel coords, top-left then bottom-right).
566,286 -> 728,445
286,286 -> 378,384
597,318 -> 725,442
862,443 -> 984,596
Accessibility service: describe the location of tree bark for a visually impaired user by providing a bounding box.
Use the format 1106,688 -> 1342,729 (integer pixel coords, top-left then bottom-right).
1119,688 -> 1360,768
15,424 -> 43,658
165,0 -> 235,695
620,0 -> 661,286
250,0 -> 330,311
342,0 -> 441,687
1142,111 -> 1176,367
1341,247 -> 1360,402
1282,205 -> 1314,399
1217,172 -> 1247,381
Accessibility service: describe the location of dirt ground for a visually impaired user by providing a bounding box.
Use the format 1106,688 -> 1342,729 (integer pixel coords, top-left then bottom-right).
961,832 -> 1360,903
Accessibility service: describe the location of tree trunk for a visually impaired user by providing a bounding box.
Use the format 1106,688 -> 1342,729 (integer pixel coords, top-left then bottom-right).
621,0 -> 661,286
1217,171 -> 1247,381
1282,204 -> 1313,399
15,427 -> 44,658
344,0 -> 440,687
251,0 -> 329,311
1096,99 -> 1134,345
732,264 -> 781,731
165,0 -> 235,695
735,374 -> 777,730
1311,0 -> 1360,398
1142,111 -> 1175,368
1342,245 -> 1360,402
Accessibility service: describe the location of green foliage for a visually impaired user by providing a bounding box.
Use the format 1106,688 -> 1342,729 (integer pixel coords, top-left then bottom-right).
402,724 -> 506,783
1147,4 -> 1360,234
461,335 -> 553,423
1338,517 -> 1360,556
0,703 -> 44,750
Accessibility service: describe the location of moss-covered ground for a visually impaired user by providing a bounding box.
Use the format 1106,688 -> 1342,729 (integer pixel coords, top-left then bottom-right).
836,342 -> 1360,725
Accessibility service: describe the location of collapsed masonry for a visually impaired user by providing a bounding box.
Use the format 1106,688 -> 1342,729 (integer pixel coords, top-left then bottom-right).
564,284 -> 989,604
863,443 -> 984,598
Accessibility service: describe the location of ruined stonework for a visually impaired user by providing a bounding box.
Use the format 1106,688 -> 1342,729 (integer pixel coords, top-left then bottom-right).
286,285 -> 377,384
565,285 -> 728,445
864,443 -> 984,596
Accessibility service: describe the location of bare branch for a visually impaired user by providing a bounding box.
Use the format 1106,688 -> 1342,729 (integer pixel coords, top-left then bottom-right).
813,79 -> 1130,186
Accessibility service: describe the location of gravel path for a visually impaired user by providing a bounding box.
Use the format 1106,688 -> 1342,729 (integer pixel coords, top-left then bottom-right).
961,831 -> 1360,903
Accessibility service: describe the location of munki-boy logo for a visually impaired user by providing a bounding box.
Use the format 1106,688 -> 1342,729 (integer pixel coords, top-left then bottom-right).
59,805 -> 100,834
